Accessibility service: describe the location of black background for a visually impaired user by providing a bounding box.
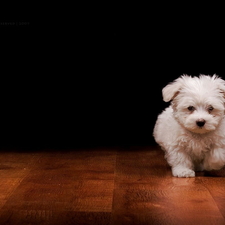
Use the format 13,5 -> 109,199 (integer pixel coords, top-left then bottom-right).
1,3 -> 225,149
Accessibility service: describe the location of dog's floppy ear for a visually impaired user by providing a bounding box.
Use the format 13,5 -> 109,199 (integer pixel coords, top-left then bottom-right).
162,77 -> 183,102
218,83 -> 225,99
213,74 -> 225,99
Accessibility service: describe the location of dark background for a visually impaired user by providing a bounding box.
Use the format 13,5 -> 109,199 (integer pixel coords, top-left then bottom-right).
1,4 -> 225,149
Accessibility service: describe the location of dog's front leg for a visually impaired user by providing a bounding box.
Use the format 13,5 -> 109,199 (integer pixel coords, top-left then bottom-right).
166,150 -> 195,178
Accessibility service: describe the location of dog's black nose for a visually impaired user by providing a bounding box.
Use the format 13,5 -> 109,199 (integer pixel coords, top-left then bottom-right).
196,119 -> 206,127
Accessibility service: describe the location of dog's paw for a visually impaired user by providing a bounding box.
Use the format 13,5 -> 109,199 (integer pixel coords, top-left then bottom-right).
172,167 -> 195,178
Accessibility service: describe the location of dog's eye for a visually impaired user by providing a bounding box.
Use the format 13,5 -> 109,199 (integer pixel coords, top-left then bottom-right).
208,106 -> 214,112
187,106 -> 195,111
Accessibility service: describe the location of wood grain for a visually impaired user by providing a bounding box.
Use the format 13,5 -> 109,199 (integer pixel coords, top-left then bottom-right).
112,146 -> 225,225
0,152 -> 41,211
0,147 -> 225,224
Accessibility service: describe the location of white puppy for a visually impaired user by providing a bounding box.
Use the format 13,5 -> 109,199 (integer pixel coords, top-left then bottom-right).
153,74 -> 225,177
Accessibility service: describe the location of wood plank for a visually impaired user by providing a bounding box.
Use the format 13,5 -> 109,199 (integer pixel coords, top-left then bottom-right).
0,147 -> 225,224
0,211 -> 111,225
0,149 -> 116,223
0,152 -> 41,178
200,170 -> 225,219
114,147 -> 170,186
2,179 -> 114,212
112,147 -> 225,225
111,187 -> 225,225
32,150 -> 116,179
0,152 -> 41,211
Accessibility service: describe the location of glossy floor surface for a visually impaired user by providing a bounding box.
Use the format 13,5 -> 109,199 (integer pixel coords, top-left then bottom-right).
0,146 -> 225,224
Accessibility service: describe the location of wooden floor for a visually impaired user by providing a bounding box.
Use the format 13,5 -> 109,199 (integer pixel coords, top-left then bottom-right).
0,146 -> 225,225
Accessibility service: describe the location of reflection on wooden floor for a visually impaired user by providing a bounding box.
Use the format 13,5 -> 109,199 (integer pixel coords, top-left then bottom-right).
0,146 -> 225,224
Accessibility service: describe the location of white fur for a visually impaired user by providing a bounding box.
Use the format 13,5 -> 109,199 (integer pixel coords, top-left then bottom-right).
153,74 -> 225,177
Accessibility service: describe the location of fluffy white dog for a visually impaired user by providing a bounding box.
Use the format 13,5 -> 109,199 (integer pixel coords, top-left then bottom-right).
153,74 -> 225,177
